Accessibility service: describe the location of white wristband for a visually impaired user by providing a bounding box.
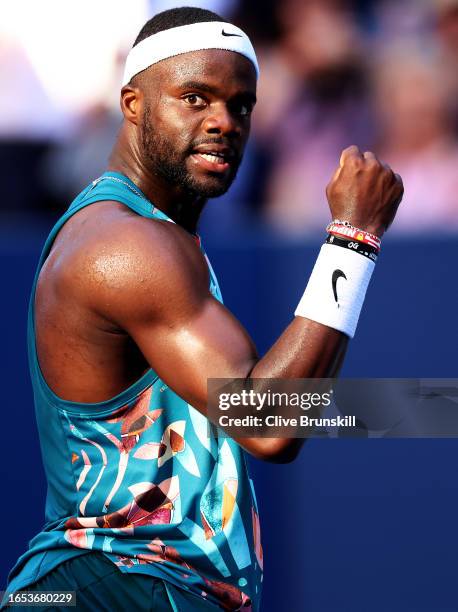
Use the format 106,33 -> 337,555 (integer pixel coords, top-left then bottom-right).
295,243 -> 375,338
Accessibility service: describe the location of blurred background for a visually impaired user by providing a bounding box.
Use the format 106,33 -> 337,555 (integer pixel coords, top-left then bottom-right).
1,0 -> 458,233
1,1 -> 457,611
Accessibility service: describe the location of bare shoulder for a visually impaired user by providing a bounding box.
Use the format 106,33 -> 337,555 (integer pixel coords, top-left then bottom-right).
47,200 -> 210,325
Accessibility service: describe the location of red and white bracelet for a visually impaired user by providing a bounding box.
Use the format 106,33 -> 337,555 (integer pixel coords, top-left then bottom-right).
326,220 -> 381,251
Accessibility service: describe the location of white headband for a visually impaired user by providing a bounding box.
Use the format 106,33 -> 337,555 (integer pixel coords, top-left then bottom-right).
122,21 -> 259,86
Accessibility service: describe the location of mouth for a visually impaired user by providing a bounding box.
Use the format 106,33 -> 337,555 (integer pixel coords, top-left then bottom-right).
189,145 -> 236,174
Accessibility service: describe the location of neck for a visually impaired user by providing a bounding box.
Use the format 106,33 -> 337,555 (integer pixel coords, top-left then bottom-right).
108,127 -> 206,234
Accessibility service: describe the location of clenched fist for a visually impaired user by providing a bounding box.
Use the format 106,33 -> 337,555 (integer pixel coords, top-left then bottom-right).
326,145 -> 404,238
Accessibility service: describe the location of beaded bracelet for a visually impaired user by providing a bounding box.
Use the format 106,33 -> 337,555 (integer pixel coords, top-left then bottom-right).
326,220 -> 381,251
331,219 -> 380,241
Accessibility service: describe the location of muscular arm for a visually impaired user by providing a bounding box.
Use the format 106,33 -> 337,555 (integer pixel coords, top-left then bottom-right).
85,146 -> 403,463
84,215 -> 345,463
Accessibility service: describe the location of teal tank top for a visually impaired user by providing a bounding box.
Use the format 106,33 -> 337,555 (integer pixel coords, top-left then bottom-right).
3,172 -> 263,611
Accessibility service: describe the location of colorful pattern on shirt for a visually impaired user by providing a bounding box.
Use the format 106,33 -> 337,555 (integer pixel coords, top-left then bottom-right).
3,173 -> 263,612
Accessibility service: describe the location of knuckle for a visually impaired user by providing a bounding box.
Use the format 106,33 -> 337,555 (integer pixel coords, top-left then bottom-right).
382,164 -> 394,179
342,144 -> 360,160
365,155 -> 377,167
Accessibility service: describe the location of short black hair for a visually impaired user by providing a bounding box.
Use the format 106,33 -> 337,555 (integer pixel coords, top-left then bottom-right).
133,7 -> 226,48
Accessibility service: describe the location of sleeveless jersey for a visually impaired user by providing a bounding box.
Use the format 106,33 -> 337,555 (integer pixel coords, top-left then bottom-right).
3,172 -> 263,611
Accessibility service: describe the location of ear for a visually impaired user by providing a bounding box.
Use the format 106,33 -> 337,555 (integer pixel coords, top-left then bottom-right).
120,86 -> 143,125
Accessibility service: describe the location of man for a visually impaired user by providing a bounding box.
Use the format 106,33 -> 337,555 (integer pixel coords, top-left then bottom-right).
2,7 -> 403,612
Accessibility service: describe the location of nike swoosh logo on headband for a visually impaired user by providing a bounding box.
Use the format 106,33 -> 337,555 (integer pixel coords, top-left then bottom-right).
221,29 -> 242,37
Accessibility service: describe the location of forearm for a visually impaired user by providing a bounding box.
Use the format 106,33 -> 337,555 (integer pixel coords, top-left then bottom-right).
248,317 -> 348,379
234,319 -> 348,463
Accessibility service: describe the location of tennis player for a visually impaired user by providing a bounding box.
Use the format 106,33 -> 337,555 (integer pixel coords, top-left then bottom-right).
2,7 -> 403,611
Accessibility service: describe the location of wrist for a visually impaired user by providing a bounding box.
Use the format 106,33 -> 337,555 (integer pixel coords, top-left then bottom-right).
331,216 -> 384,238
358,225 -> 384,239
294,225 -> 378,338
326,220 -> 382,251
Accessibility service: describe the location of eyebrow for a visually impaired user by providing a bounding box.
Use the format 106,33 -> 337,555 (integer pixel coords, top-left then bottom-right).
179,80 -> 257,104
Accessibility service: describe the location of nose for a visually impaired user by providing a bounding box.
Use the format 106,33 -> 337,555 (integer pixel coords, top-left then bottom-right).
202,102 -> 240,137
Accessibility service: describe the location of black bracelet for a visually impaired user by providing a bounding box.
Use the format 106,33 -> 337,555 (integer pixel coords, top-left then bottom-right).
326,233 -> 379,262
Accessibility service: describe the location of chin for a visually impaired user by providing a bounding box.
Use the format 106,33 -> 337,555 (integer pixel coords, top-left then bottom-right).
188,175 -> 233,198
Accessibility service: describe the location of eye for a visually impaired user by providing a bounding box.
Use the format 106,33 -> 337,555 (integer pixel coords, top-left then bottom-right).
229,99 -> 254,117
182,93 -> 207,107
238,103 -> 253,117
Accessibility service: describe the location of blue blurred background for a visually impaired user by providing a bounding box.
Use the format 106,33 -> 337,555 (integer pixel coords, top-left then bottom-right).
1,0 -> 457,610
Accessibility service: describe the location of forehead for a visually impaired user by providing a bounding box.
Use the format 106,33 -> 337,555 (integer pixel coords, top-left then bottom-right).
146,49 -> 257,93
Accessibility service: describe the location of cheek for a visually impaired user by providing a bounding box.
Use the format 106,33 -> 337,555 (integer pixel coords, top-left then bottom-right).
154,101 -> 197,150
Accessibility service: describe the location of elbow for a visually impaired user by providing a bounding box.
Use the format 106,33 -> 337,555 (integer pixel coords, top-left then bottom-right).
256,438 -> 304,464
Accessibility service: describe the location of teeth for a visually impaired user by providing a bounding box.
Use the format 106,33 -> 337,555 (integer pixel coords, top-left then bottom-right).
199,153 -> 225,164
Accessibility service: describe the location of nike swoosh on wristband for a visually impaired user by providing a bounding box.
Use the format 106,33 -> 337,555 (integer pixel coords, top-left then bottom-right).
332,269 -> 347,307
221,29 -> 242,37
